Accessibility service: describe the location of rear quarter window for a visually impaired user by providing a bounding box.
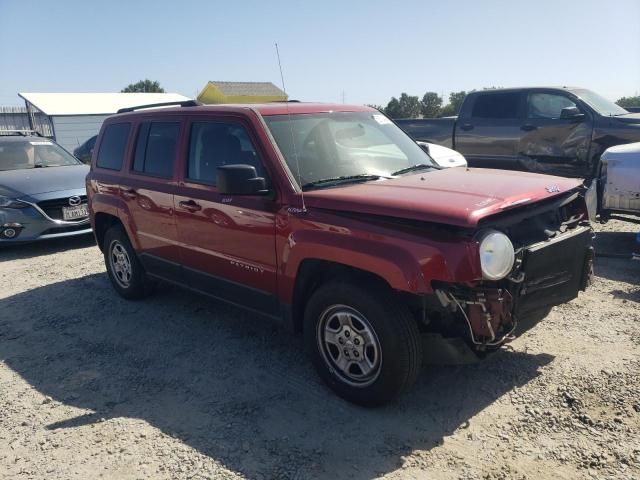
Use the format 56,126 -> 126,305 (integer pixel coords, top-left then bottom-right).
96,123 -> 131,170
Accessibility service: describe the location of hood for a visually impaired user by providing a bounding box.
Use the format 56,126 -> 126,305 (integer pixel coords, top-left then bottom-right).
614,113 -> 640,124
0,164 -> 89,198
303,168 -> 583,228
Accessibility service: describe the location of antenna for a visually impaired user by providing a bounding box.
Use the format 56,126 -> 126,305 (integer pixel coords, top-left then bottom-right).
275,42 -> 306,213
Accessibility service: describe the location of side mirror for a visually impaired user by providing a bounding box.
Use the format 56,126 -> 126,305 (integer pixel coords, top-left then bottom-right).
416,141 -> 431,154
217,164 -> 268,195
560,106 -> 585,121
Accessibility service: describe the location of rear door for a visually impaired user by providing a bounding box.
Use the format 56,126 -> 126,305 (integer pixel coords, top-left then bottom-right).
120,117 -> 184,279
173,116 -> 279,317
454,91 -> 524,170
517,90 -> 593,177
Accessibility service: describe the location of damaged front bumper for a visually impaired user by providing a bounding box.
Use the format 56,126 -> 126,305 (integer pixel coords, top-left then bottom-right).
436,225 -> 594,349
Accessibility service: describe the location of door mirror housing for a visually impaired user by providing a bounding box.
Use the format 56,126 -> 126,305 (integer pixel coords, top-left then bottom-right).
560,106 -> 585,121
416,141 -> 431,154
217,164 -> 268,195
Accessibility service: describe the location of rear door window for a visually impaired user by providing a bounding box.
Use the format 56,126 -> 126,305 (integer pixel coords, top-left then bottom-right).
133,122 -> 180,178
471,93 -> 520,119
96,123 -> 130,170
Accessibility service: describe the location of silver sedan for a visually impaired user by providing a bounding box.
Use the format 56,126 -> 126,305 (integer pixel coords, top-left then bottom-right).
0,134 -> 92,244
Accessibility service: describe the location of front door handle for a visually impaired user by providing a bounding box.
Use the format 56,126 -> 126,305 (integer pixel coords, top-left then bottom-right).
122,188 -> 137,199
178,200 -> 202,212
521,124 -> 537,131
460,123 -> 474,131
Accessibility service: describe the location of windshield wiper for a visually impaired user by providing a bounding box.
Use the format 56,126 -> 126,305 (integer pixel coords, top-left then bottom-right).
391,163 -> 439,176
301,174 -> 382,191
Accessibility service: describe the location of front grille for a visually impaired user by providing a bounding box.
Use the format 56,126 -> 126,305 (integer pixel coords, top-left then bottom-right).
514,226 -> 592,315
37,195 -> 87,220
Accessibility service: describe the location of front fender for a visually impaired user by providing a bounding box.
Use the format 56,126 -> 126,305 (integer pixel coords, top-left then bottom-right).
278,226 -> 477,304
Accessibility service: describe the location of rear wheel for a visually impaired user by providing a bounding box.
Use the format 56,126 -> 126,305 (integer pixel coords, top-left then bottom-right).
103,225 -> 153,300
304,281 -> 422,406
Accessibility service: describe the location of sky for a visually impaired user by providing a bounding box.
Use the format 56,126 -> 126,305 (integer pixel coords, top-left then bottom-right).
1,0 -> 639,107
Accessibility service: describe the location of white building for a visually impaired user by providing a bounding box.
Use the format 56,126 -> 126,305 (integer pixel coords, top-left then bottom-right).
18,92 -> 192,152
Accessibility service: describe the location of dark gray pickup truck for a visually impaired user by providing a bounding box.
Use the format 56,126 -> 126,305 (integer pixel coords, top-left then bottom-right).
396,87 -> 640,180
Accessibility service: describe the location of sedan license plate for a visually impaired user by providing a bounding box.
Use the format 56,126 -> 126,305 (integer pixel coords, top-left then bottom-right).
62,204 -> 89,220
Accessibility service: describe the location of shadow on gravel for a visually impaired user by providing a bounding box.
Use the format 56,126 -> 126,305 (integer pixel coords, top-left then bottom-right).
0,274 -> 553,479
0,234 -> 96,262
594,231 -> 640,285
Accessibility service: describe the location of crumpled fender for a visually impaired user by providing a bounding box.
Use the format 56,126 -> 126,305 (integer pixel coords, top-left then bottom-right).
278,227 -> 480,304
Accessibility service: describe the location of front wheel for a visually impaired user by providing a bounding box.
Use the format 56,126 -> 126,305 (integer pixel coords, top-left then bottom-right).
304,282 -> 422,406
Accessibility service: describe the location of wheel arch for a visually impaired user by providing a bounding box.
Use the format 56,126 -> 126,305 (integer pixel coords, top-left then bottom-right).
290,259 -> 404,334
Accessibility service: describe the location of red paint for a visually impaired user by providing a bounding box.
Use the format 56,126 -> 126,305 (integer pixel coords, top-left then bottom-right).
87,103 -> 584,310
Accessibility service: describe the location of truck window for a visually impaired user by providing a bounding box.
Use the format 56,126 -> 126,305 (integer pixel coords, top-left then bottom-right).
132,122 -> 180,178
471,93 -> 520,119
187,122 -> 264,186
96,123 -> 130,170
527,93 -> 577,119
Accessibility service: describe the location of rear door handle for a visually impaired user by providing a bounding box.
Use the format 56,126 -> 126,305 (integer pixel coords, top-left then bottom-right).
521,124 -> 537,131
122,188 -> 137,199
178,200 -> 202,212
459,123 -> 474,131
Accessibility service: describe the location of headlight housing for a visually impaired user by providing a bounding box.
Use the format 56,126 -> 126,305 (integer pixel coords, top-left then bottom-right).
0,196 -> 28,209
476,229 -> 515,280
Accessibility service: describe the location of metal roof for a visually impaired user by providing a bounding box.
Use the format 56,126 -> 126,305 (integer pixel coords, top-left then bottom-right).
18,92 -> 192,116
208,81 -> 286,97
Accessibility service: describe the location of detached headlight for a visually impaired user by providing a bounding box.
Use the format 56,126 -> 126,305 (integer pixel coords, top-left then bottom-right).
0,196 -> 28,209
476,229 -> 515,280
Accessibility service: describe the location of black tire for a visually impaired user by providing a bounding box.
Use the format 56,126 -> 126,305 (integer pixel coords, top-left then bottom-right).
304,281 -> 422,407
103,225 -> 154,300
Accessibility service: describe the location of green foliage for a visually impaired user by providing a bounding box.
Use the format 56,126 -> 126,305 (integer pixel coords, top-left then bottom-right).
439,91 -> 467,117
616,95 -> 640,108
121,79 -> 165,93
384,93 -> 421,119
420,92 -> 443,118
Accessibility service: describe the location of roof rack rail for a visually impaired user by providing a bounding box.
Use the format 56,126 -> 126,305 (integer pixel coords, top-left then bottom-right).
0,129 -> 43,137
117,100 -> 200,114
268,99 -> 300,103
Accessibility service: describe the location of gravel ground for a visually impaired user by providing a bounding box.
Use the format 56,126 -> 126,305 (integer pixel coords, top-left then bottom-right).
0,218 -> 638,480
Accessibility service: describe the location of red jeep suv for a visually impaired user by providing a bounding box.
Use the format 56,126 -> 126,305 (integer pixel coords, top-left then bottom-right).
87,101 -> 593,406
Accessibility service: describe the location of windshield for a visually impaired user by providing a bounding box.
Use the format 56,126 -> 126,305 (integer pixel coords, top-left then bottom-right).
573,89 -> 629,116
0,139 -> 80,171
263,111 -> 436,189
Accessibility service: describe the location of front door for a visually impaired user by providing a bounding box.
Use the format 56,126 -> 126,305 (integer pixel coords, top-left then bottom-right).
517,91 -> 593,178
174,117 -> 279,316
454,91 -> 524,170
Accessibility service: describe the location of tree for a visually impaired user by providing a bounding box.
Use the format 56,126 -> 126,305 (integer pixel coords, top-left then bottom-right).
616,95 -> 640,109
420,92 -> 443,118
384,93 -> 421,119
121,79 -> 165,93
439,90 -> 467,117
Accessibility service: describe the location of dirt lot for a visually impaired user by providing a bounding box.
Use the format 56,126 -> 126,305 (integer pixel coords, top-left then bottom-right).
0,219 -> 638,480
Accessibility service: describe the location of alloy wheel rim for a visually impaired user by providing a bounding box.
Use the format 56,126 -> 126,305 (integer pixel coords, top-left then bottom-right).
317,304 -> 382,387
109,240 -> 132,288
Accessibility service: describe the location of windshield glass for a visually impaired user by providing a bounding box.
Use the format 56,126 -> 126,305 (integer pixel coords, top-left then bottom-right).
263,111 -> 436,189
0,139 -> 80,171
573,89 -> 628,116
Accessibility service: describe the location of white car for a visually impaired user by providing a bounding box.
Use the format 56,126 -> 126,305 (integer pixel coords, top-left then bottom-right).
600,142 -> 640,220
416,141 -> 467,168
